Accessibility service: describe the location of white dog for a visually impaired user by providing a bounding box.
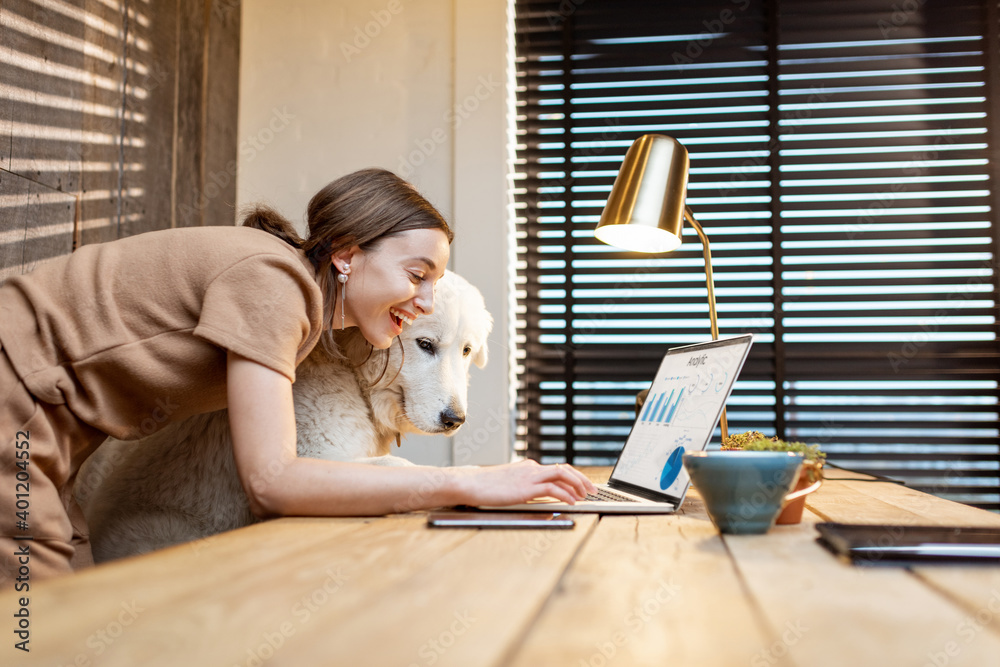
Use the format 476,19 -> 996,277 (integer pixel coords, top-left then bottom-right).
78,270 -> 492,562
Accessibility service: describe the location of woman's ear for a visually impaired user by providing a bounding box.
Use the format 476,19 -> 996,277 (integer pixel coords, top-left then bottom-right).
331,246 -> 358,275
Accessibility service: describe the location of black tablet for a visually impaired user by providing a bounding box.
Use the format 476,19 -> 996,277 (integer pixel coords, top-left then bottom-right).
816,522 -> 1000,566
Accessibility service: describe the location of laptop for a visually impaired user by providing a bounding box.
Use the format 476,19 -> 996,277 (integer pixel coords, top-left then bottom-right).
485,334 -> 754,514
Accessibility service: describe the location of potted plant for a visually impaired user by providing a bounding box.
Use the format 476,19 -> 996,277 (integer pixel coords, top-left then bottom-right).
720,431 -> 826,524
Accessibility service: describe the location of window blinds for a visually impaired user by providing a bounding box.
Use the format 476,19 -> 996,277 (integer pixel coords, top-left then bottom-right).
511,0 -> 1000,509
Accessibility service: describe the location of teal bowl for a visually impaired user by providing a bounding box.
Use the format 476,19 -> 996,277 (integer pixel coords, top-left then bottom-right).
683,451 -> 804,534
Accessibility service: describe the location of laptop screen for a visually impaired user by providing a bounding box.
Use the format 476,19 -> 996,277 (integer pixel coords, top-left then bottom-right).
609,335 -> 754,500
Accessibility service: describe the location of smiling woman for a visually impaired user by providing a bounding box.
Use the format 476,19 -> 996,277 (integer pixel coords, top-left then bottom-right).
0,167 -> 596,588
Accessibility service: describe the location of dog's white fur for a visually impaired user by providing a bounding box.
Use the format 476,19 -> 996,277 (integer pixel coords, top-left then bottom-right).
77,270 -> 492,562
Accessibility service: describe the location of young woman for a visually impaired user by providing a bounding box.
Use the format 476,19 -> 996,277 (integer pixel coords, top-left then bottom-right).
0,168 -> 595,586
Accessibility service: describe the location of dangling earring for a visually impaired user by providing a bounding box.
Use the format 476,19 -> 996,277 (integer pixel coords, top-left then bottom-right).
338,264 -> 350,330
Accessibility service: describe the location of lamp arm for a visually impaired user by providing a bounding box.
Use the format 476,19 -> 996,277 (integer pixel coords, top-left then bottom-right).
683,205 -> 728,441
684,206 -> 720,341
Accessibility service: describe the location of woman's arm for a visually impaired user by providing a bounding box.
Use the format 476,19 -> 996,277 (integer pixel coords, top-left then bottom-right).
226,352 -> 597,518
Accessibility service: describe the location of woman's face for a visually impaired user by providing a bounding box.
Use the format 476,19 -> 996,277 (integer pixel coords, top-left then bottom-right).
339,228 -> 451,349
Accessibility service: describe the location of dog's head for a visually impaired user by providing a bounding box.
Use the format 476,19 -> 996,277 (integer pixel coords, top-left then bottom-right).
363,270 -> 493,437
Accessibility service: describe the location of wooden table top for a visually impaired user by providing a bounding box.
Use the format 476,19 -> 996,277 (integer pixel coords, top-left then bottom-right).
4,468 -> 1000,667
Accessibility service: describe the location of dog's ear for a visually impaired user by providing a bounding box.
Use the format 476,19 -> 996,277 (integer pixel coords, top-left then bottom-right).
471,309 -> 493,369
472,340 -> 489,369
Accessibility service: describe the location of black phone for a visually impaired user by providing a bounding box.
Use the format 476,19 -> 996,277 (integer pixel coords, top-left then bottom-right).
426,511 -> 575,529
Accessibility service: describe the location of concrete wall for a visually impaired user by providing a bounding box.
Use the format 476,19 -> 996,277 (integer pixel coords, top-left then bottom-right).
237,0 -> 512,466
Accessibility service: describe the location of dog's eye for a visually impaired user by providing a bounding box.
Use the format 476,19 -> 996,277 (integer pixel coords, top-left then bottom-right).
417,338 -> 435,354
463,346 -> 472,357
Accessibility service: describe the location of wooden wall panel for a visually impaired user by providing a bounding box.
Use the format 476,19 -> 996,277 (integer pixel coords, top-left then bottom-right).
1,0 -> 85,195
174,0 -> 208,228
203,0 -> 240,227
79,0 -> 128,246
120,1 -> 179,237
0,3 -> 11,173
0,171 -> 33,281
0,0 -> 242,283
0,170 -> 75,282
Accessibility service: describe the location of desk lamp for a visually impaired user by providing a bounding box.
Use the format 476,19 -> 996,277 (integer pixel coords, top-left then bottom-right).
594,134 -> 728,441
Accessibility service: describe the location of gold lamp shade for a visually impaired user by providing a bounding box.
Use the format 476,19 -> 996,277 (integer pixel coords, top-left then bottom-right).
595,134 -> 690,253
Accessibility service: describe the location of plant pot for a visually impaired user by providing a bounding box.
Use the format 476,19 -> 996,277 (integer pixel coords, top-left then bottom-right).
775,460 -> 824,525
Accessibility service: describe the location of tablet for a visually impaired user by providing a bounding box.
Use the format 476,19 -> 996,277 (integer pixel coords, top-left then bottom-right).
815,522 -> 1000,565
427,511 -> 575,529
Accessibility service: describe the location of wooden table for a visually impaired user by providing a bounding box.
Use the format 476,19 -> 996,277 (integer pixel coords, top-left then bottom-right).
4,469 -> 1000,667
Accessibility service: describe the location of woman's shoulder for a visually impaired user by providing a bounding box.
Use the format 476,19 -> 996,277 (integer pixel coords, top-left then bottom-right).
118,225 -> 303,263
123,224 -> 286,249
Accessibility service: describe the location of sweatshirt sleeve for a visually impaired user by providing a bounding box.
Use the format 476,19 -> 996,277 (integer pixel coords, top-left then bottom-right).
193,253 -> 322,382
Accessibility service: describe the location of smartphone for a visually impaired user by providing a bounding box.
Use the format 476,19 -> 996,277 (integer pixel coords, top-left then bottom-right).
426,511 -> 575,529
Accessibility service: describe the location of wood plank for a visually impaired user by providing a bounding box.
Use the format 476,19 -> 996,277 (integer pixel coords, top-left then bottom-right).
119,0 -> 178,237
274,513 -> 600,666
80,0 -> 128,245
808,477 -> 1000,527
1,0 -> 85,194
910,567 -> 1000,641
0,169 -> 32,282
835,478 -> 1000,527
0,516 -> 391,665
0,3 -> 14,172
201,0 -> 239,227
725,508 -> 1000,667
0,170 -> 75,283
174,0 -> 206,228
508,510 -> 786,667
807,478 -> 934,525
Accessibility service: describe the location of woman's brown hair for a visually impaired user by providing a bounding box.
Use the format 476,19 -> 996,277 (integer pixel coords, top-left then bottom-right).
242,167 -> 453,357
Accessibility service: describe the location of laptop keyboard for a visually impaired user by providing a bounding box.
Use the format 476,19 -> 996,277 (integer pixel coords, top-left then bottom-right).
584,487 -> 641,503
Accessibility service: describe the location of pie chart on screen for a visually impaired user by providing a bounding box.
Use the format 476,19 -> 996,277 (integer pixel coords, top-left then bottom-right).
660,446 -> 685,490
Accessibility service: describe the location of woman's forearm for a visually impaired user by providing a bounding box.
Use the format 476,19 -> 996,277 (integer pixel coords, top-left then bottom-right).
246,457 -> 596,519
248,458 -> 464,517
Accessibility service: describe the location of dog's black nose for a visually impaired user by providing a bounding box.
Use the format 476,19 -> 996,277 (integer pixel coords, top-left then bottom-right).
440,407 -> 466,429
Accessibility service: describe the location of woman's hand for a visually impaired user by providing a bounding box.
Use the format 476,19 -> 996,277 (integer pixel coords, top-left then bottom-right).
448,459 -> 598,506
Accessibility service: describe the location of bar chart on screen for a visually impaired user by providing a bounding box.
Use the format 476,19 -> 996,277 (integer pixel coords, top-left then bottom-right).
640,379 -> 686,425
